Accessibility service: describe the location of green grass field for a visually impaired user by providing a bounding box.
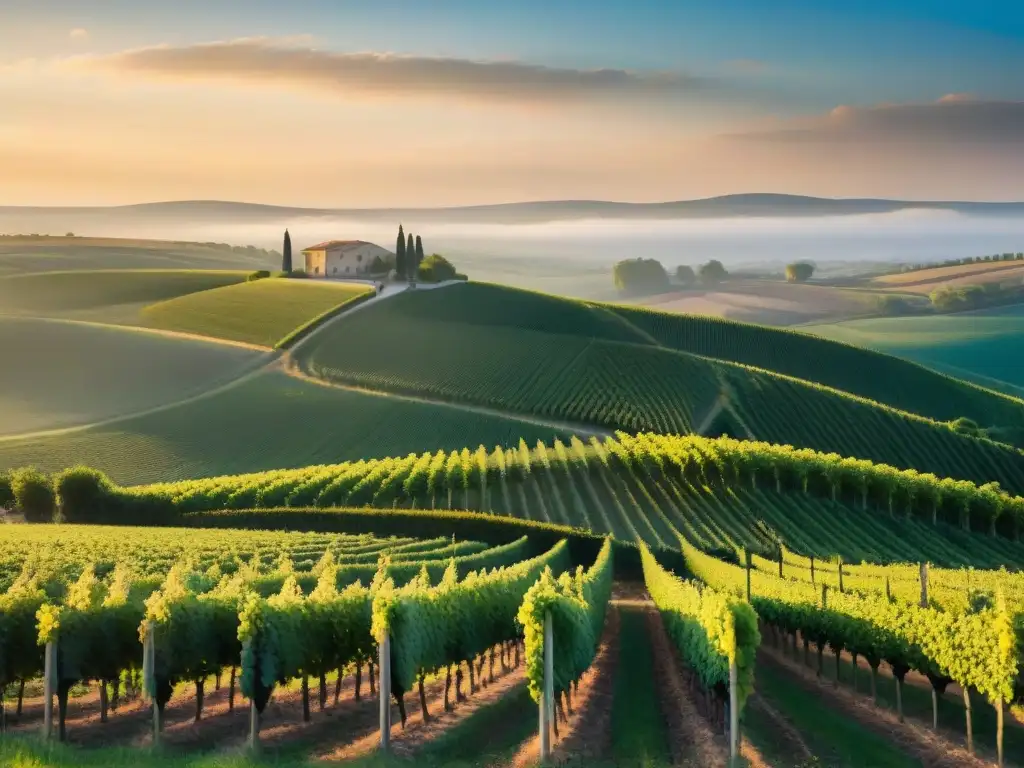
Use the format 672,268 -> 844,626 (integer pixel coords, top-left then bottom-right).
296,283 -> 1024,494
804,304 -> 1024,395
0,316 -> 263,435
140,279 -> 371,348
0,370 -> 570,484
0,236 -> 272,276
0,269 -> 248,318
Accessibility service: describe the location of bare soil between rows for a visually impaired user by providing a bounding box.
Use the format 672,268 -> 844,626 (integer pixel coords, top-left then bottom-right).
5,647 -> 526,762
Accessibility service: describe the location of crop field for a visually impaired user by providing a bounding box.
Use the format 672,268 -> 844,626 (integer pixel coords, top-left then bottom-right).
6,271 -> 1024,767
0,526 -> 493,593
0,269 -> 248,319
805,306 -> 1024,395
0,316 -> 263,435
140,278 -> 371,348
872,260 -> 1024,292
0,236 -> 272,275
607,301 -> 1024,439
629,278 -> 893,325
96,432 -> 1024,568
3,432 -> 1024,766
0,370 -> 571,483
296,284 -> 1024,494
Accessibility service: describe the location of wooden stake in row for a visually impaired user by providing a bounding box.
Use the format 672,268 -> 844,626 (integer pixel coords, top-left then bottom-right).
538,611 -> 554,760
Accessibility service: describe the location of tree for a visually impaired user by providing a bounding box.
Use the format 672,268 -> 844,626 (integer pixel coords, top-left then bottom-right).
282,230 -> 292,273
785,262 -> 815,283
396,225 -> 406,279
699,260 -> 729,284
675,265 -> 696,285
415,236 -> 424,277
612,258 -> 669,295
406,233 -> 415,280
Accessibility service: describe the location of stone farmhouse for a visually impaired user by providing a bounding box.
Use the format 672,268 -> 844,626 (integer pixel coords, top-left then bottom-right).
301,240 -> 394,278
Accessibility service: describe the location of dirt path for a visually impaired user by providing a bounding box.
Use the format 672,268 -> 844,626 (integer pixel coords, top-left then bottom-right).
740,695 -> 816,768
759,648 -> 989,768
7,648 -> 526,761
643,600 -> 731,768
0,280 -> 430,445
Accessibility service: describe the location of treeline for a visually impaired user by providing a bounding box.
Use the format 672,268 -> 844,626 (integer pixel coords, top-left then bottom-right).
896,252 -> 1024,274
612,258 -> 730,294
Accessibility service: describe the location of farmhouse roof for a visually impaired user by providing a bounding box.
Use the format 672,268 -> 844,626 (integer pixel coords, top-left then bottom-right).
301,239 -> 368,251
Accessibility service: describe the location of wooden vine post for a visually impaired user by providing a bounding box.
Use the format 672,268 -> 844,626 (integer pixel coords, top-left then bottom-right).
42,639 -> 56,740
837,556 -> 844,593
539,611 -> 554,760
379,630 -> 392,752
919,562 -> 929,607
809,556 -> 815,585
728,658 -> 739,766
744,550 -> 752,602
142,620 -> 160,746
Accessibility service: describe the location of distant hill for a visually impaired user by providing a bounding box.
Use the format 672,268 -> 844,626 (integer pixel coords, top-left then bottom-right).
4,193 -> 1024,226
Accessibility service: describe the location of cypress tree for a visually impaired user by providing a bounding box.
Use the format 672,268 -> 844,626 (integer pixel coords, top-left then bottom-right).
282,229 -> 292,273
396,225 -> 406,279
406,233 -> 415,281
415,235 -> 424,278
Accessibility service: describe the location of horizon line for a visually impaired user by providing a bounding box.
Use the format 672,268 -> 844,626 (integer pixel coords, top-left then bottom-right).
5,192 -> 1024,211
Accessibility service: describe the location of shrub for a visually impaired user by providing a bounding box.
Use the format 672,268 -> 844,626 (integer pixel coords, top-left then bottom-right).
54,466 -> 116,523
247,270 -> 271,282
288,270 -> 308,279
418,254 -> 459,283
874,295 -> 915,316
0,472 -> 13,509
10,467 -> 55,522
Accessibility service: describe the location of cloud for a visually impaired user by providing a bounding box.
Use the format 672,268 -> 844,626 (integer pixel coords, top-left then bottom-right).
68,37 -> 713,103
69,28 -> 89,40
725,97 -> 1024,145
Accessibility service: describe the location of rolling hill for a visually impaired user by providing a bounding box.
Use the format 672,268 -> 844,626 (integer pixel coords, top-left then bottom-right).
291,282 -> 1024,493
5,194 -> 1024,227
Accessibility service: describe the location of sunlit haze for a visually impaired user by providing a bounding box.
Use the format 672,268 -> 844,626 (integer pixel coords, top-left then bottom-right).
3,0 -> 1024,206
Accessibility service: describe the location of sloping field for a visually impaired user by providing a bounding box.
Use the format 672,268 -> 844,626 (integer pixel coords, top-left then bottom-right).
0,370 -> 571,484
629,278 -> 891,325
78,433 -> 1024,568
608,300 -> 1024,441
0,269 -> 247,318
140,278 -> 370,348
805,305 -> 1024,397
294,283 -> 1024,492
873,260 -> 1024,291
0,235 -> 272,275
0,316 -> 262,435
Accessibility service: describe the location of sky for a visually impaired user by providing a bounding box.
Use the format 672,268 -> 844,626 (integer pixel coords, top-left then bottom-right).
1,0 -> 1023,207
